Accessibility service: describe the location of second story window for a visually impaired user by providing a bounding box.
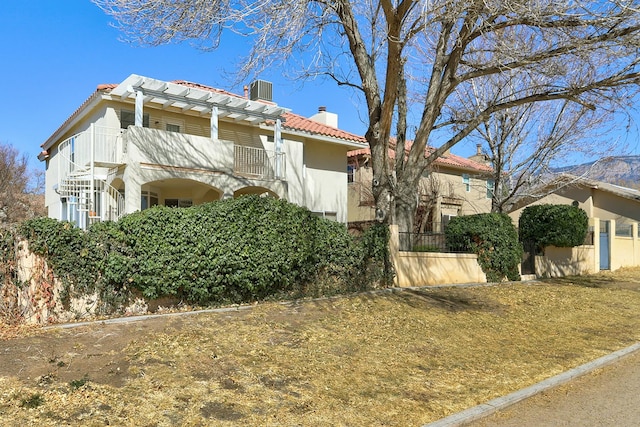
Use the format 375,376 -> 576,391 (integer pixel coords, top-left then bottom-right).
347,164 -> 355,183
486,179 -> 495,199
166,123 -> 181,133
462,174 -> 470,192
120,110 -> 149,129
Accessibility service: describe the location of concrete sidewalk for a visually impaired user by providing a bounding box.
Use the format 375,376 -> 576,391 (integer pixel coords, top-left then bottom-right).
425,343 -> 640,427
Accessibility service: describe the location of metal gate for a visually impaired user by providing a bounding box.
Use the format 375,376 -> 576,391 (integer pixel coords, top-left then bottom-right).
600,220 -> 610,270
521,240 -> 536,275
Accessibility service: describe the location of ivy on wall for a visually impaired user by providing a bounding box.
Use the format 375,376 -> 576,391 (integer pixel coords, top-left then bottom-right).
16,196 -> 391,314
445,213 -> 522,282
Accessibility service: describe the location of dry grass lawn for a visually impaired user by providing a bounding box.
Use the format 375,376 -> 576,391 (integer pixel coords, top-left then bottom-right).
1,268 -> 640,426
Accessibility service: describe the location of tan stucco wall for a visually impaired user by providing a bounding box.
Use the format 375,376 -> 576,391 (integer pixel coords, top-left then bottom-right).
608,221 -> 640,271
348,163 -> 492,224
304,140 -> 349,222
45,97 -> 353,224
535,246 -> 596,278
389,225 -> 487,287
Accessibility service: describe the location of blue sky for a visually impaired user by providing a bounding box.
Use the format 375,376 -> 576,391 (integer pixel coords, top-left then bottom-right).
0,1 -> 369,174
2,1 -> 638,176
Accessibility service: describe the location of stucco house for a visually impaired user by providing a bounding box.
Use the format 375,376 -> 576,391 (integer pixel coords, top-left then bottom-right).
39,74 -> 366,228
509,174 -> 640,272
347,144 -> 495,233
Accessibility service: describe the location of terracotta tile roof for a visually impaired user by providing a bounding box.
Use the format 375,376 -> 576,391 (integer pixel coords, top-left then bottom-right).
173,80 -> 366,143
172,80 -> 241,99
96,83 -> 118,91
348,143 -> 493,174
281,112 -> 366,143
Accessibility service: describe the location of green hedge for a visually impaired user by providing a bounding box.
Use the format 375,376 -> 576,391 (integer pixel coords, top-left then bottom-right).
519,204 -> 588,250
18,196 -> 391,312
445,213 -> 522,282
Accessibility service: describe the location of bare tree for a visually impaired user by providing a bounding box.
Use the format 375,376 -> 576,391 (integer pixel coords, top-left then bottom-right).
0,143 -> 45,224
94,0 -> 640,233
456,72 -> 620,213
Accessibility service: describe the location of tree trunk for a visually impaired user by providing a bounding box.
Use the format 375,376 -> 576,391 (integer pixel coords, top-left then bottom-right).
395,179 -> 418,250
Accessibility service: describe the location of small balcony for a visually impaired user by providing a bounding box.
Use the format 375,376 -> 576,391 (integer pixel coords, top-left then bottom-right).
58,125 -> 286,182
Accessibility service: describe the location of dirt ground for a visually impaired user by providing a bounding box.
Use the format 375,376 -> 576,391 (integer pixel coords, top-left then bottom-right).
1,269 -> 640,426
1,316 -> 183,389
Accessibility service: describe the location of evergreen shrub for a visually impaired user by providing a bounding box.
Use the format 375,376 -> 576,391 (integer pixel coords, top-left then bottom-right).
445,213 -> 522,282
19,196 -> 389,310
519,204 -> 588,250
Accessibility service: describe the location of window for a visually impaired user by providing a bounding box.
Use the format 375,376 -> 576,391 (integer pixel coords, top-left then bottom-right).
616,223 -> 633,237
141,191 -> 159,210
120,110 -> 149,129
311,211 -> 338,221
442,214 -> 456,230
165,199 -> 193,208
347,164 -> 355,183
486,179 -> 495,199
166,123 -> 181,133
462,174 -> 470,192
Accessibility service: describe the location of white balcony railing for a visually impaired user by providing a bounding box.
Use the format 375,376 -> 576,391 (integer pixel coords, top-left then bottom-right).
58,126 -> 124,175
56,124 -> 125,228
234,145 -> 286,180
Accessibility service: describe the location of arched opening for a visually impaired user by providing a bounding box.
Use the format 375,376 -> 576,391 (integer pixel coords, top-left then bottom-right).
142,178 -> 223,209
234,186 -> 279,199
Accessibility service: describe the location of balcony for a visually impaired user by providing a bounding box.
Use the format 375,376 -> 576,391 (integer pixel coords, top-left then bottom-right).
58,125 -> 286,182
123,126 -> 286,181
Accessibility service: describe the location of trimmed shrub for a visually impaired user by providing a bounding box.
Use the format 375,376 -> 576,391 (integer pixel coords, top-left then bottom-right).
445,213 -> 522,282
519,204 -> 588,250
19,196 -> 388,311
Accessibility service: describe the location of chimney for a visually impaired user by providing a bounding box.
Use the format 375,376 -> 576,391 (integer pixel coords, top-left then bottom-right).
244,85 -> 249,99
309,106 -> 338,128
476,143 -> 482,155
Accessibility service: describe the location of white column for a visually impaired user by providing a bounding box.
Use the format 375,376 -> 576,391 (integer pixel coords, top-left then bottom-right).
275,118 -> 282,178
135,90 -> 144,127
210,106 -> 219,141
90,123 -> 96,218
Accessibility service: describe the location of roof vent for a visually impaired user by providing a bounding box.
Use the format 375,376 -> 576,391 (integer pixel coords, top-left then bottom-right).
250,80 -> 273,102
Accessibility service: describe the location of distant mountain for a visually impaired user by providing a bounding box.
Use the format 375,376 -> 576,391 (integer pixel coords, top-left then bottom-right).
553,155 -> 640,188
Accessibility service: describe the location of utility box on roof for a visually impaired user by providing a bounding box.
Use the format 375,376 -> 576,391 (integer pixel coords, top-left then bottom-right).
250,80 -> 273,102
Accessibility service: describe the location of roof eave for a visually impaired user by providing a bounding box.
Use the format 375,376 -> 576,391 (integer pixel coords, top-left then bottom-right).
40,91 -> 105,153
271,126 -> 366,148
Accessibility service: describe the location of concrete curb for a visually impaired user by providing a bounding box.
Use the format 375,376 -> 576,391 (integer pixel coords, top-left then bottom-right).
423,342 -> 640,427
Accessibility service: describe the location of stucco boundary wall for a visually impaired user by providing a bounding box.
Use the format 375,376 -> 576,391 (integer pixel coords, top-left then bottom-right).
4,240 -> 153,325
533,218 -> 640,278
535,245 -> 596,278
388,225 -> 487,287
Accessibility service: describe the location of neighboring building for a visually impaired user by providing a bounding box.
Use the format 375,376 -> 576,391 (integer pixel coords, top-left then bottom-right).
39,74 -> 366,228
508,174 -> 640,227
347,145 -> 495,233
508,174 -> 640,273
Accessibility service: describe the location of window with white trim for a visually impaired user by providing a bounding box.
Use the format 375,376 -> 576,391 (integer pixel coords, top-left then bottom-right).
166,123 -> 181,133
486,179 -> 495,199
462,174 -> 470,192
141,191 -> 159,210
347,164 -> 355,183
